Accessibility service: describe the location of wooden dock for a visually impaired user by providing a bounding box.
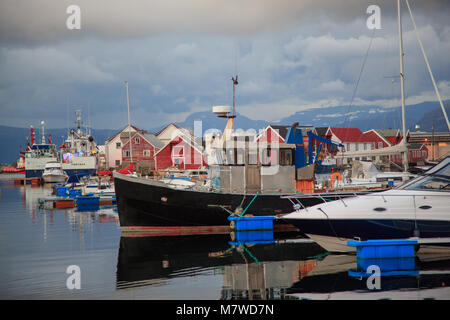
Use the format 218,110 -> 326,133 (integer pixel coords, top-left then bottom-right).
0,174 -> 42,185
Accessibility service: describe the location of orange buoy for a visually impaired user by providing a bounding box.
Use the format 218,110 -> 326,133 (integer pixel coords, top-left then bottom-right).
329,172 -> 342,188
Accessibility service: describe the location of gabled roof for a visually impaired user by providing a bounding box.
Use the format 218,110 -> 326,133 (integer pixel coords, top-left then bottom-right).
315,127 -> 329,136
142,133 -> 165,149
120,129 -> 147,139
375,129 -> 400,138
122,131 -> 165,149
154,132 -> 204,157
155,123 -> 181,137
327,127 -> 363,142
256,125 -> 288,142
362,129 -> 392,146
408,143 -> 427,150
269,125 -> 290,140
105,125 -> 140,143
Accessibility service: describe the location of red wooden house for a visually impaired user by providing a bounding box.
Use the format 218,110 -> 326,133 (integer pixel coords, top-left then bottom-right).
154,133 -> 207,170
121,131 -> 164,169
256,125 -> 287,144
390,144 -> 428,165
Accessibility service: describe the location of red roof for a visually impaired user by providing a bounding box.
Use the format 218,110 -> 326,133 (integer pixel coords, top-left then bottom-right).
328,127 -> 363,142
359,131 -> 382,143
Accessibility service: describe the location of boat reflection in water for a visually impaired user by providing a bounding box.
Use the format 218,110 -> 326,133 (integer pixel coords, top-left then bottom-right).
117,232 -> 450,300
287,252 -> 450,300
116,232 -> 325,300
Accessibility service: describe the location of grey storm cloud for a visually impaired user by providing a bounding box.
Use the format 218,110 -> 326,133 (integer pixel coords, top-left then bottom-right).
0,0 -> 449,130
1,0 -> 448,44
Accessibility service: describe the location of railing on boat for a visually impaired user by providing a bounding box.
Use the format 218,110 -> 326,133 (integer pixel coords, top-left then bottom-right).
280,191 -> 449,213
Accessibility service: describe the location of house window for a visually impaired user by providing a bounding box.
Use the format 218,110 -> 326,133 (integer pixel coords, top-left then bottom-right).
280,149 -> 292,166
116,142 -> 121,149
143,150 -> 151,157
115,160 -> 120,166
378,142 -> 383,149
173,146 -> 184,156
135,137 -> 140,144
172,146 -> 184,167
123,150 -> 130,157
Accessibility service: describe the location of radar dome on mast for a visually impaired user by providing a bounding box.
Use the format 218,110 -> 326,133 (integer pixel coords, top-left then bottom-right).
212,105 -> 232,118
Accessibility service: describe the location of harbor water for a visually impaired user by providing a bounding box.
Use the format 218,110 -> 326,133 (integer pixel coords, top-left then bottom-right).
1,182 -> 450,300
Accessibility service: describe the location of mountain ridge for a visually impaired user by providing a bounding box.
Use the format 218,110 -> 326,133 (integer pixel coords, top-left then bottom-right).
1,100 -> 448,164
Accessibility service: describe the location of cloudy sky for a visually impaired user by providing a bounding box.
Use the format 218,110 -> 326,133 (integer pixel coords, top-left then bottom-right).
0,0 -> 449,130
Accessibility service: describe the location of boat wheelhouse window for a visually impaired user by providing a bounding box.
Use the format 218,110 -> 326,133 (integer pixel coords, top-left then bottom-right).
280,149 -> 292,166
404,175 -> 450,190
236,148 -> 245,165
225,148 -> 234,165
248,150 -> 258,165
261,148 -> 273,166
404,164 -> 450,191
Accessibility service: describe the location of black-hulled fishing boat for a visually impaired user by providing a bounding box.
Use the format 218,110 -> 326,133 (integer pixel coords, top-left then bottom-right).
113,169 -> 374,232
113,77 -> 381,232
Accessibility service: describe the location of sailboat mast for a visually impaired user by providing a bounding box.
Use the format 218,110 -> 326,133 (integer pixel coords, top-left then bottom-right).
397,0 -> 408,172
125,81 -> 133,163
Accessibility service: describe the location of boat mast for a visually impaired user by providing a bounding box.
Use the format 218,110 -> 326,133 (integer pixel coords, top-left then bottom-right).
41,120 -> 45,144
125,81 -> 133,163
405,0 -> 450,131
231,75 -> 238,118
397,0 -> 408,172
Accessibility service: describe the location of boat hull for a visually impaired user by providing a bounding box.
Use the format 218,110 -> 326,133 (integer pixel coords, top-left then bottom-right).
286,218 -> 450,242
281,188 -> 450,251
42,174 -> 67,183
64,168 -> 96,178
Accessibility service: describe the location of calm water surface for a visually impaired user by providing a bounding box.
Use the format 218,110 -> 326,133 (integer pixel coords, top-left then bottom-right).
1,182 -> 450,300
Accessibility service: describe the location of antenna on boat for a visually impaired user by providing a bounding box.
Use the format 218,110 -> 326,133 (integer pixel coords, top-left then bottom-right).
231,75 -> 238,118
125,81 -> 133,164
40,120 -> 45,144
75,109 -> 82,136
212,75 -> 239,142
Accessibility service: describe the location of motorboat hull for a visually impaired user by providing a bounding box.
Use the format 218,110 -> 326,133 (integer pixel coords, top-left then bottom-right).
113,172 -> 369,230
280,189 -> 450,252
42,173 -> 68,183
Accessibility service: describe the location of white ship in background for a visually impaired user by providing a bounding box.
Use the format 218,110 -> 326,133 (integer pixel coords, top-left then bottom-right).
24,121 -> 58,178
60,110 -> 98,178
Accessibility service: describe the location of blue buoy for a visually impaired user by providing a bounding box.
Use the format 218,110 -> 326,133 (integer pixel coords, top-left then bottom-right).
347,239 -> 418,259
228,216 -> 275,231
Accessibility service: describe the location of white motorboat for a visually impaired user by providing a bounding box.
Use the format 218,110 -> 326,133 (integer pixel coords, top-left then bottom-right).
82,176 -> 115,196
42,161 -> 68,183
280,157 -> 450,252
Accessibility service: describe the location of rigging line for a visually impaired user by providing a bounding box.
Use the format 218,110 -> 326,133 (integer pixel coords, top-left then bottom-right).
405,0 -> 450,131
341,28 -> 376,141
